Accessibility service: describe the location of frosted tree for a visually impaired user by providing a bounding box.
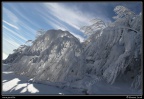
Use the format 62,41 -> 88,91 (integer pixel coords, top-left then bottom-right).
13,49 -> 18,53
81,6 -> 142,91
110,5 -> 137,29
80,26 -> 93,36
113,5 -> 135,20
89,18 -> 106,30
17,45 -> 27,53
26,40 -> 33,43
36,29 -> 46,38
80,18 -> 106,36
25,40 -> 33,46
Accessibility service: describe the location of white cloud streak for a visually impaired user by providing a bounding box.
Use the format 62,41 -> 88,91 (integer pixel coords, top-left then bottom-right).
40,13 -> 85,41
43,3 -> 92,30
42,3 -> 113,42
3,37 -> 20,49
36,3 -> 86,41
3,6 -> 37,57
3,37 -> 20,58
40,15 -> 67,31
3,7 -> 19,24
3,20 -> 19,30
3,6 -> 36,36
3,25 -> 27,41
70,32 -> 84,42
19,21 -> 36,35
12,7 -> 40,29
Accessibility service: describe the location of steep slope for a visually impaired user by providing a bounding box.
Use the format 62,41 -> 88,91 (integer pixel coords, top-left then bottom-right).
7,29 -> 83,82
82,14 -> 142,89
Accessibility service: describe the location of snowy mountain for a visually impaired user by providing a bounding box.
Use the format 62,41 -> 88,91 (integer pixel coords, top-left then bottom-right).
3,8 -> 142,94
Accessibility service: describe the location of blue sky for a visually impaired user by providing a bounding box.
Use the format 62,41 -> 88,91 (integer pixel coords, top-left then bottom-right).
2,2 -> 142,59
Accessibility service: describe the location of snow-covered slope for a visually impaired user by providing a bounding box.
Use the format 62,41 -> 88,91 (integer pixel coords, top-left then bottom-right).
6,29 -> 83,83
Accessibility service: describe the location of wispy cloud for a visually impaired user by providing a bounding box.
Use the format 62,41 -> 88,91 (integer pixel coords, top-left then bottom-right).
3,7 -> 19,24
3,5 -> 35,41
3,37 -> 20,48
3,37 -> 20,59
3,25 -> 27,41
38,12 -> 84,41
3,20 -> 19,30
41,14 -> 85,41
12,6 -> 40,29
3,5 -> 38,57
42,3 -> 113,41
43,3 -> 92,30
40,15 -> 67,30
70,32 -> 84,42
35,4 -> 85,41
48,21 -> 67,31
19,21 -> 36,36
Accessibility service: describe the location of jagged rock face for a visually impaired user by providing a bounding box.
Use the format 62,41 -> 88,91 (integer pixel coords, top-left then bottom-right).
8,29 -> 83,82
82,14 -> 142,88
